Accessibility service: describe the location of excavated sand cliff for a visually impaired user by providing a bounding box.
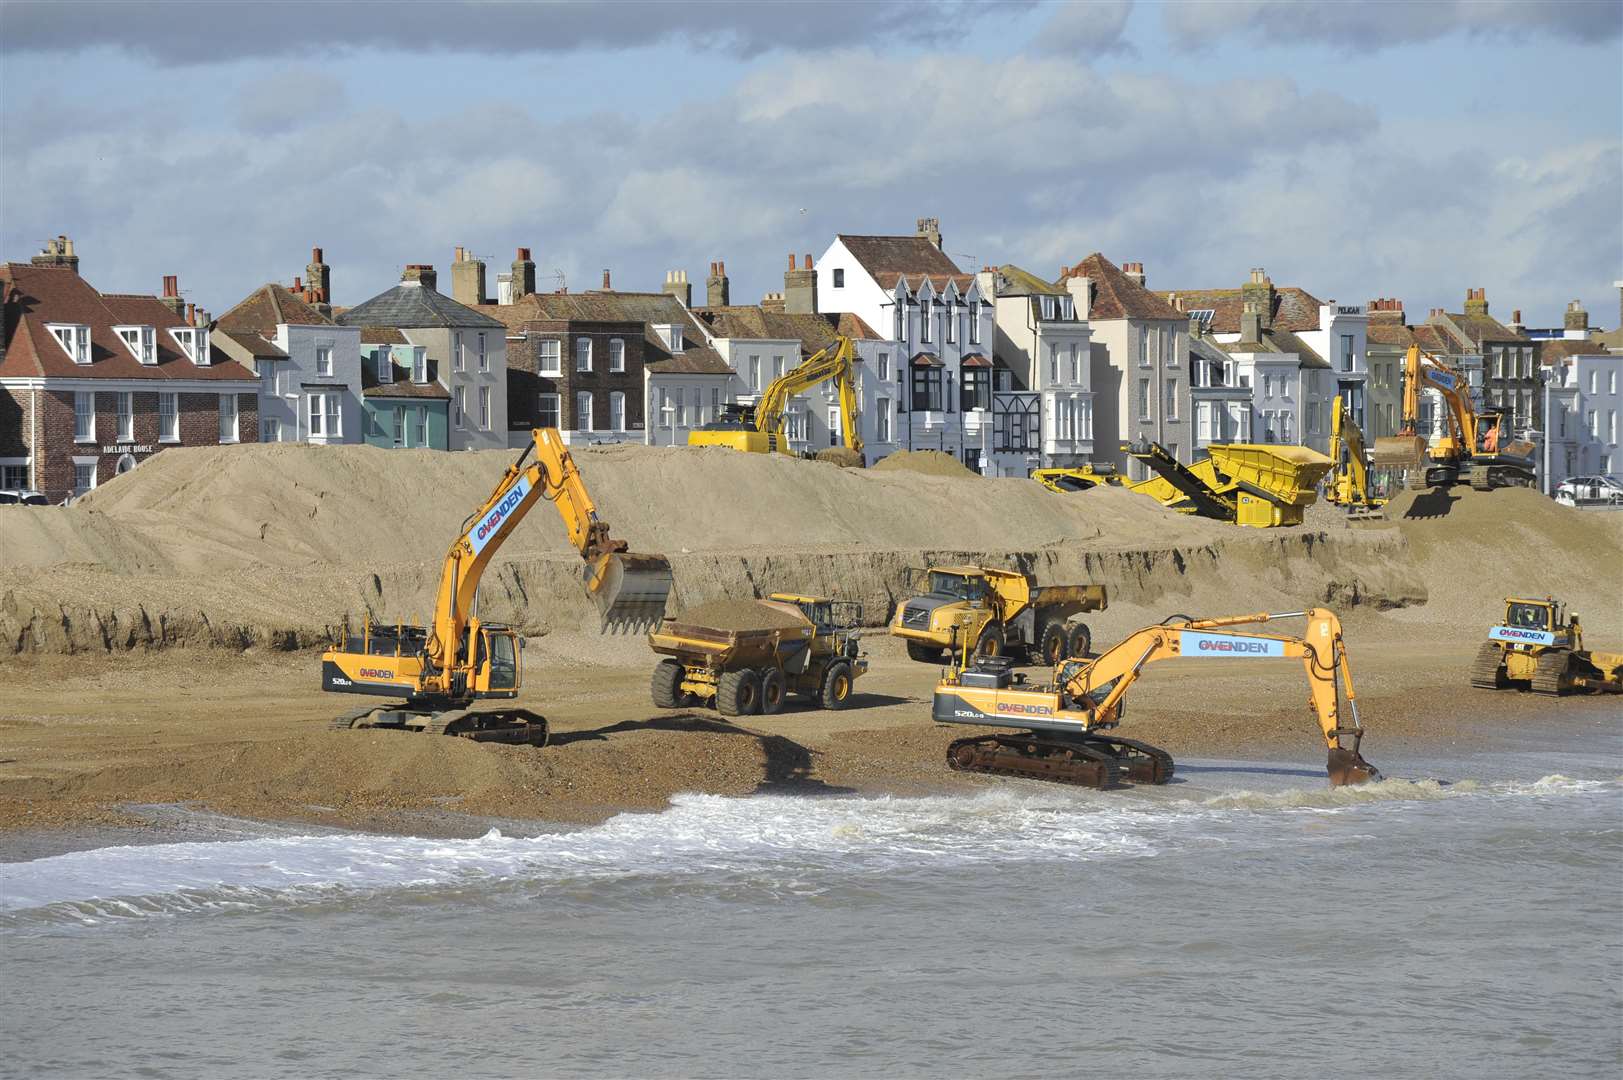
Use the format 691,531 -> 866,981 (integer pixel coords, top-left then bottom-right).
1,442 -> 1617,654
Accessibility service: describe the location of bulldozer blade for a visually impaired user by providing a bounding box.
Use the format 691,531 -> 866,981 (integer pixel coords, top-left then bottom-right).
1372,435 -> 1427,468
588,551 -> 673,633
1327,746 -> 1381,787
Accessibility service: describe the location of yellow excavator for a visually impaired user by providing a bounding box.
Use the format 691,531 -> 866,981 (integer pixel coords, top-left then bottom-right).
1325,397 -> 1384,518
689,335 -> 863,459
1372,344 -> 1535,489
324,428 -> 674,743
932,609 -> 1381,789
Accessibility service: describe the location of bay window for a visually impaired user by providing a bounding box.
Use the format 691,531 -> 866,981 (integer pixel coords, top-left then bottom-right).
911,363 -> 942,411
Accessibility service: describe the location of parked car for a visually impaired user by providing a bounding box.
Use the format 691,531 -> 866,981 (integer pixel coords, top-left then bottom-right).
0,489 -> 50,506
1554,475 -> 1623,508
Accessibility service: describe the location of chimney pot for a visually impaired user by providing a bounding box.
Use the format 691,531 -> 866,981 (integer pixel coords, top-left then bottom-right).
293,276 -> 302,292
602,269 -> 612,290
517,247 -> 530,260
186,302 -> 196,325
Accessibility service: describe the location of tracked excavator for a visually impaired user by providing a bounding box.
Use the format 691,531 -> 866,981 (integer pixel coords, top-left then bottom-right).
1326,397 -> 1385,518
1372,344 -> 1536,489
689,335 -> 863,459
324,428 -> 674,743
933,609 -> 1381,789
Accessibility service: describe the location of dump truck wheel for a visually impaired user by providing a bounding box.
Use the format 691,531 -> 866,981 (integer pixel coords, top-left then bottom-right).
821,661 -> 854,710
1067,621 -> 1093,660
650,659 -> 685,708
906,642 -> 945,663
759,668 -> 787,715
974,624 -> 1007,660
717,669 -> 761,716
1039,621 -> 1070,666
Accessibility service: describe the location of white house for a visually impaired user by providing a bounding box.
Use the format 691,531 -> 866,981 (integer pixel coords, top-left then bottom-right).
977,265 -> 1093,469
215,282 -> 364,445
1541,343 -> 1622,488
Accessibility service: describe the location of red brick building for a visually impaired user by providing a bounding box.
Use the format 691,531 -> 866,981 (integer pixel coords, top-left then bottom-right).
1,243 -> 260,502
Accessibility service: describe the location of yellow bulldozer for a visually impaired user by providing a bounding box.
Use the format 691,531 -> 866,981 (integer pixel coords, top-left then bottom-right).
1470,596 -> 1623,695
932,609 -> 1381,789
323,428 -> 674,743
890,565 -> 1107,665
688,335 -> 862,460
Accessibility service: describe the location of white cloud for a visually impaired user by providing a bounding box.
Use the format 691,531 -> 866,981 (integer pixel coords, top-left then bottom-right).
1163,0 -> 1620,51
1031,0 -> 1135,55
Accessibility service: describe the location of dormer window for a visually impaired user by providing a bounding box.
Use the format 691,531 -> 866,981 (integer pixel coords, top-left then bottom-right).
48,323 -> 92,364
1041,297 -> 1055,321
115,325 -> 158,364
1060,296 -> 1074,320
376,346 -> 394,384
170,326 -> 211,366
411,346 -> 429,384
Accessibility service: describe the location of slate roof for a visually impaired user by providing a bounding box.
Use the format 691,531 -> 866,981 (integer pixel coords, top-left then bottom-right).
1410,324 -> 1454,355
0,263 -> 257,382
1535,338 -> 1607,367
1365,315 -> 1415,348
692,306 -> 881,355
213,328 -> 289,359
216,283 -> 332,336
477,291 -> 731,375
1153,284 -> 1327,334
990,264 -> 1065,297
1055,253 -> 1181,321
1214,325 -> 1329,368
1189,333 -> 1235,375
1431,310 -> 1529,348
838,234 -> 974,292
336,282 -> 505,330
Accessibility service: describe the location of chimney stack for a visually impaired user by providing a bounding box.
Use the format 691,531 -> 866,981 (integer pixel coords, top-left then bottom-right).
511,247 -> 536,301
1241,300 -> 1264,344
601,269 -> 612,291
31,234 -> 80,274
1464,287 -> 1489,317
784,252 -> 817,315
159,275 -> 185,318
706,260 -> 730,306
1122,261 -> 1146,288
1065,275 -> 1092,320
916,216 -> 942,250
1241,267 -> 1275,330
1563,299 -> 1588,334
451,246 -> 488,306
663,269 -> 692,307
305,246 -> 332,313
402,264 -> 438,291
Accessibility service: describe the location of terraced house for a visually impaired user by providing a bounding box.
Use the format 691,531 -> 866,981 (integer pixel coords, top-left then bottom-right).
1425,288 -> 1537,433
1,238 -> 259,502
976,264 -> 1093,469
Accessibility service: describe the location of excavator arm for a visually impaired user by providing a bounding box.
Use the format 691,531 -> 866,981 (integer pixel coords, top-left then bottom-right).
425,429 -> 673,685
1377,344 -> 1482,467
754,335 -> 864,454
1328,398 -> 1381,511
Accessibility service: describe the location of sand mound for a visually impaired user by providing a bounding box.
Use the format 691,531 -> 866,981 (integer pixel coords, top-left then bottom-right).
815,447 -> 864,468
872,450 -> 975,478
3,442 -> 1617,653
670,599 -> 808,631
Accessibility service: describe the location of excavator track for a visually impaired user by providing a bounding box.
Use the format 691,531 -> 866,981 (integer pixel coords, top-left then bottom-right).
1530,651 -> 1569,696
329,706 -> 383,731
946,731 -> 1174,789
1469,642 -> 1507,689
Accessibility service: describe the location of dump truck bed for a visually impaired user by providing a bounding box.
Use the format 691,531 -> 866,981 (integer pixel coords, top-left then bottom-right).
648,619 -> 814,670
1031,584 -> 1108,610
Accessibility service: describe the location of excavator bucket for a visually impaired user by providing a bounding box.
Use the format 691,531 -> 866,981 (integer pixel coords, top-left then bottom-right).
1372,435 -> 1427,468
588,551 -> 674,633
1326,743 -> 1381,787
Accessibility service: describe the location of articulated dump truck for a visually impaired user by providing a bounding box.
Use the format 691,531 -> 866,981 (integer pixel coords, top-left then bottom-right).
891,565 -> 1107,666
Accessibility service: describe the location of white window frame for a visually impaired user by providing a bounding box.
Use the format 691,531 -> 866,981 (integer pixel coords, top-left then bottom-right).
454,385 -> 466,429
262,416 -> 281,443
576,337 -> 592,373
609,390 -> 626,431
74,390 -> 95,441
970,302 -> 981,345
921,298 -> 933,344
1165,379 -> 1178,422
218,394 -> 239,444
72,455 -> 98,496
538,339 -> 562,377
49,323 -> 93,365
117,390 -> 134,440
393,404 -> 407,448
411,347 -> 429,384
877,397 -> 892,443
416,408 -> 429,447
315,344 -> 333,378
453,333 -> 465,373
748,356 -> 761,391
673,386 -> 686,427
477,332 -> 488,373
170,326 -> 200,363
1041,297 -> 1055,321
537,392 -> 561,430
376,347 -> 394,384
478,385 -> 491,431
159,391 -> 179,443
114,325 -> 158,365
609,338 -> 625,372
946,303 -> 958,345
308,392 -> 341,439
576,390 -> 594,432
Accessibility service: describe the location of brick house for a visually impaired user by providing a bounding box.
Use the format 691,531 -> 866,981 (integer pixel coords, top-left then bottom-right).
1,243 -> 259,502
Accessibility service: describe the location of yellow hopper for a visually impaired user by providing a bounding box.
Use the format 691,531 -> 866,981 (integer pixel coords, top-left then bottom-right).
1124,441 -> 1333,528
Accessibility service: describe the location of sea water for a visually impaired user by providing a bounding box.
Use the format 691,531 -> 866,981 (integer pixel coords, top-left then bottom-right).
2,732 -> 1619,1079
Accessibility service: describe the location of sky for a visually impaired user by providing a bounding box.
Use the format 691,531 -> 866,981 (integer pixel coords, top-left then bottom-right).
2,0 -> 1620,329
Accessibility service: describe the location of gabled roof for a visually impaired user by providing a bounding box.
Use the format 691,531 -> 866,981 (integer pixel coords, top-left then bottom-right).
478,291 -> 731,375
1056,253 -> 1181,321
1410,324 -> 1454,355
1153,284 -> 1327,333
0,262 -> 256,382
216,283 -> 332,336
213,328 -> 289,359
1365,315 -> 1415,348
693,306 -> 881,355
1214,325 -> 1328,368
1430,310 -> 1529,349
1535,338 -> 1607,367
837,234 -> 974,293
336,282 -> 505,330
991,264 -> 1065,297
